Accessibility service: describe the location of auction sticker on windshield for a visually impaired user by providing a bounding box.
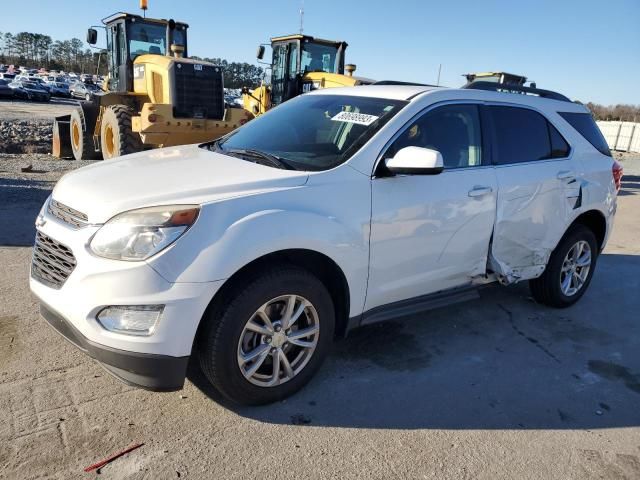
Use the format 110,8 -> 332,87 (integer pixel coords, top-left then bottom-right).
331,111 -> 379,126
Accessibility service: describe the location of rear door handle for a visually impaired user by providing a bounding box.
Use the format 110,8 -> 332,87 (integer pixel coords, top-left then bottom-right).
468,186 -> 493,197
557,170 -> 575,181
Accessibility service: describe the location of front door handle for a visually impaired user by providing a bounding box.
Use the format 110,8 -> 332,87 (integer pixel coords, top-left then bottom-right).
468,186 -> 493,197
557,170 -> 575,181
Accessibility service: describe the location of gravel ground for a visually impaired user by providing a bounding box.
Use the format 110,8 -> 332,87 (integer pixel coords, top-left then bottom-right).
0,153 -> 639,479
0,97 -> 77,121
0,154 -> 97,245
0,98 -> 78,154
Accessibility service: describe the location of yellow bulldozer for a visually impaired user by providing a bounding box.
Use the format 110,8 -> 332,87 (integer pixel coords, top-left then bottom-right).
53,11 -> 251,160
242,34 -> 374,116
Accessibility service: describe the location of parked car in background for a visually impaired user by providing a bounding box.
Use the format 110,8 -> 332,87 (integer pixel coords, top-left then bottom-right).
16,75 -> 51,92
0,79 -> 15,98
70,81 -> 101,101
9,80 -> 51,102
48,82 -> 71,98
0,73 -> 16,81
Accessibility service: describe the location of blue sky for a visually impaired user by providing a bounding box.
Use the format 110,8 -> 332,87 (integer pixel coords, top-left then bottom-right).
2,0 -> 639,105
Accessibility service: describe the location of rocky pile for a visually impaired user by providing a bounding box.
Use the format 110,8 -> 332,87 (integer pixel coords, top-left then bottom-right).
0,120 -> 53,154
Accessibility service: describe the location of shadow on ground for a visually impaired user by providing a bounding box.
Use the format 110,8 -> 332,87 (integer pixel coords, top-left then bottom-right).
0,178 -> 52,246
189,253 -> 640,430
618,174 -> 639,196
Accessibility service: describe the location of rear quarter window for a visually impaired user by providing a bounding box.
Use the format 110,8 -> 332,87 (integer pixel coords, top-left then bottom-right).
559,112 -> 611,157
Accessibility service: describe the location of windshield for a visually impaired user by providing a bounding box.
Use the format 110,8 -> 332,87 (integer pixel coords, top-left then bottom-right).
301,42 -> 340,73
129,21 -> 166,59
212,94 -> 406,171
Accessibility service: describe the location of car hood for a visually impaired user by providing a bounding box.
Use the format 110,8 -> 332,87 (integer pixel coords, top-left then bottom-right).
52,144 -> 309,223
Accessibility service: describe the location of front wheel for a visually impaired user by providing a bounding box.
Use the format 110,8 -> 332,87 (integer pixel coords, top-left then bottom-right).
70,107 -> 100,160
197,266 -> 335,405
529,225 -> 598,308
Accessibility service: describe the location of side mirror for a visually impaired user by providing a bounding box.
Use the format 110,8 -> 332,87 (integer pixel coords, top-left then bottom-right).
385,147 -> 444,175
256,45 -> 265,60
86,28 -> 98,45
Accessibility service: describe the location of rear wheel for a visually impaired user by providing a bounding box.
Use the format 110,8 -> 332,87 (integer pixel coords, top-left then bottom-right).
70,108 -> 100,160
529,225 -> 598,308
197,266 -> 335,405
100,105 -> 143,160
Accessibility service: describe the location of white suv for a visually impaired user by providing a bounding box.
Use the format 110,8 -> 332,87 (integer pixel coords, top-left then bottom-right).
30,84 -> 622,404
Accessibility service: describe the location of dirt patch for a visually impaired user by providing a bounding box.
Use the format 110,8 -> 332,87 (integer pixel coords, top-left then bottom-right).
0,316 -> 20,366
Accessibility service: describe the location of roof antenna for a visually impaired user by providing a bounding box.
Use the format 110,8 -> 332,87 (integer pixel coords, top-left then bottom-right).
299,0 -> 304,34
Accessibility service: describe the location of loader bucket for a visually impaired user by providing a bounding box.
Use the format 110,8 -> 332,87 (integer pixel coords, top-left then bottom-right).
52,115 -> 73,159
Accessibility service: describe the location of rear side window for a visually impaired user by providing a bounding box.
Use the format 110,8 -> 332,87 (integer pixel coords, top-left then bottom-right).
490,106 -> 570,164
559,112 -> 611,157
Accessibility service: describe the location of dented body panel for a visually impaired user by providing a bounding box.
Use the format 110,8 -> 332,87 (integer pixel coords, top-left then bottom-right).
490,157 -> 577,283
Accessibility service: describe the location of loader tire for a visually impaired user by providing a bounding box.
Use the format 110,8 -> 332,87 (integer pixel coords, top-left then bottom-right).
100,105 -> 143,160
70,108 -> 100,160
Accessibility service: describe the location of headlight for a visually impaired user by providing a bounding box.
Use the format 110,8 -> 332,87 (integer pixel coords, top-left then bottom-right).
90,205 -> 199,261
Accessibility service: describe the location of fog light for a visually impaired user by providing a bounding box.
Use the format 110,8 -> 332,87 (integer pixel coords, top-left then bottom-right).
96,305 -> 163,336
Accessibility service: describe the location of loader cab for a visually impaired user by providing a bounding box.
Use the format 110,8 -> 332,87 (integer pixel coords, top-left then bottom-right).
88,13 -> 188,93
267,34 -> 347,106
464,71 -> 528,86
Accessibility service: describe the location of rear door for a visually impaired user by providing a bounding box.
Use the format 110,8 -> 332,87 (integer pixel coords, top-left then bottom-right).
487,105 -> 577,282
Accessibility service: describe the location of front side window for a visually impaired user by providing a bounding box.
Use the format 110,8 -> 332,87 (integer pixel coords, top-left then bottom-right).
386,104 -> 483,169
211,94 -> 407,171
301,42 -> 339,74
490,106 -> 570,164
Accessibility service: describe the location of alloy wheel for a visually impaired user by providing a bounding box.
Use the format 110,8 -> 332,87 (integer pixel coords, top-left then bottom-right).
237,294 -> 320,387
560,240 -> 592,296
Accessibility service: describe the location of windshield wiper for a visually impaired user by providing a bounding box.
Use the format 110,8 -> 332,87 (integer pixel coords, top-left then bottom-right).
225,148 -> 296,170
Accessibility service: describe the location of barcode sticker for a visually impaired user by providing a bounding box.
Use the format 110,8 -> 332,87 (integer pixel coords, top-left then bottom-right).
331,111 -> 379,126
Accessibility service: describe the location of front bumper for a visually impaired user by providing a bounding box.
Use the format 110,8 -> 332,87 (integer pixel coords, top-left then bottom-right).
29,208 -> 225,391
40,303 -> 189,391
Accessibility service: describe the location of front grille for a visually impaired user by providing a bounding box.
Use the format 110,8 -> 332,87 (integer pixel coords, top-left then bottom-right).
173,62 -> 225,120
48,199 -> 88,229
31,232 -> 76,289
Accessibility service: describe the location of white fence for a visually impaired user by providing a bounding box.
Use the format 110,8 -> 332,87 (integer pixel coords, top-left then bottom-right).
597,121 -> 640,153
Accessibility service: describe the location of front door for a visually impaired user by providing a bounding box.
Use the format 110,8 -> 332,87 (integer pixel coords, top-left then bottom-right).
366,103 -> 497,311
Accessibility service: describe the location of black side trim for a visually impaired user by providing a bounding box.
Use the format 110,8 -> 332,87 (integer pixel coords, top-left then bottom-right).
357,286 -> 480,327
40,303 -> 189,392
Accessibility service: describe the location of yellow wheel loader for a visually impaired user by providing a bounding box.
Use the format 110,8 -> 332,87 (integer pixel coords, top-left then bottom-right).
53,12 -> 251,160
242,34 -> 374,117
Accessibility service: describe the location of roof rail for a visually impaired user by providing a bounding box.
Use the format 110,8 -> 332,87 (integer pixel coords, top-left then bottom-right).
463,81 -> 571,102
372,80 -> 439,87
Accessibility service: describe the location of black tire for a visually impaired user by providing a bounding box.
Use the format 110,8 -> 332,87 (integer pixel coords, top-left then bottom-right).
529,225 -> 598,308
70,107 -> 100,160
100,105 -> 143,160
197,265 -> 335,405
